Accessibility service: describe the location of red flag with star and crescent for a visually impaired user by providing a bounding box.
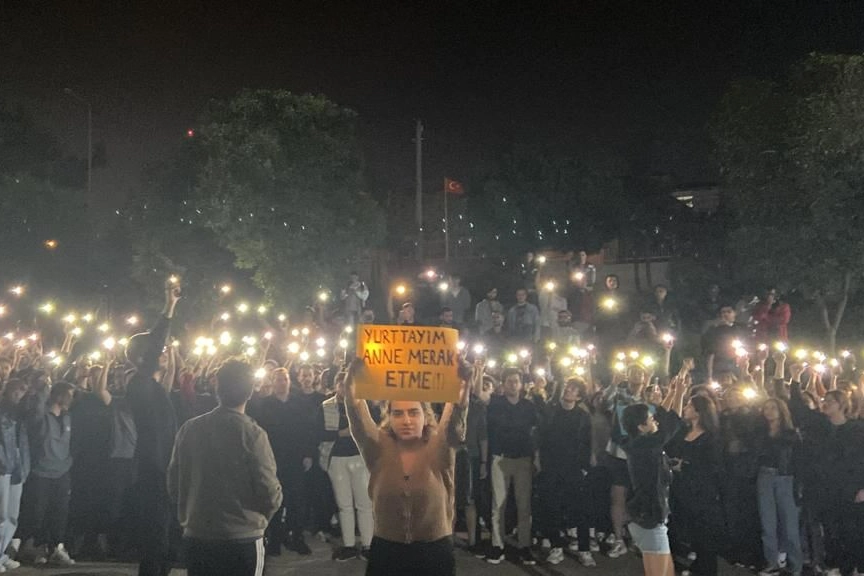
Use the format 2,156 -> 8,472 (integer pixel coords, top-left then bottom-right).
445,178 -> 465,195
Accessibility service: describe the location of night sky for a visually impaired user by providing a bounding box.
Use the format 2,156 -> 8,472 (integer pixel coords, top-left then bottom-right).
3,1 -> 864,214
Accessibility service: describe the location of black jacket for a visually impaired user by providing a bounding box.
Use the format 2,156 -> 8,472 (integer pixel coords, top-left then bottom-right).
538,402 -> 592,475
127,315 -> 177,473
623,407 -> 680,529
789,382 -> 864,503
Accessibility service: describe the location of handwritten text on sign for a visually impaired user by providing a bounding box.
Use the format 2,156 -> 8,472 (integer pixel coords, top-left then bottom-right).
355,326 -> 461,402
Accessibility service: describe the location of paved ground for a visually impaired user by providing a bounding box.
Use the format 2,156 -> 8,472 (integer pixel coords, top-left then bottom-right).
6,538 -> 752,576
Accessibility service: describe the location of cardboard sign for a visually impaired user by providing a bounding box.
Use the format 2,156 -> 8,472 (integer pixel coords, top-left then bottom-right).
355,325 -> 461,402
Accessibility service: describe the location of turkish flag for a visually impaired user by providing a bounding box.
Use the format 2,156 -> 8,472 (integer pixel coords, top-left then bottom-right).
445,178 -> 465,195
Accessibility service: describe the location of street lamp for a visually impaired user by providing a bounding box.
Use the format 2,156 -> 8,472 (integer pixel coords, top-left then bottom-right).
63,88 -> 92,199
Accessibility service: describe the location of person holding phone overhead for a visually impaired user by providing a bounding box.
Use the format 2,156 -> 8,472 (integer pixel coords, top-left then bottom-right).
343,358 -> 469,576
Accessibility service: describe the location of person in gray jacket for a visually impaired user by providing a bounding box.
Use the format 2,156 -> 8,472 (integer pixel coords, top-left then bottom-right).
19,377 -> 76,566
168,360 -> 282,576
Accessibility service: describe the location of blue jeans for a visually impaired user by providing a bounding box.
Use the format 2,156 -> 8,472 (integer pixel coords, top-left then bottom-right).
0,475 -> 23,565
757,468 -> 802,575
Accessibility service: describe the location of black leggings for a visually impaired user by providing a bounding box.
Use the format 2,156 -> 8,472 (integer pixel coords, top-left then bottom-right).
366,536 -> 454,576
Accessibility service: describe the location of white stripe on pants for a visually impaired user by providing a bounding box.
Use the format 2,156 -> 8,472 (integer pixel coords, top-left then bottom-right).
327,454 -> 373,548
254,537 -> 264,576
0,475 -> 22,564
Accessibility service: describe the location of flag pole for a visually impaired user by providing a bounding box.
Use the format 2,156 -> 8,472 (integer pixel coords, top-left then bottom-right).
443,179 -> 450,263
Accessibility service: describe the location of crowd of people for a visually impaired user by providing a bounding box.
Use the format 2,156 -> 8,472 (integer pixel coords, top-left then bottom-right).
0,253 -> 862,576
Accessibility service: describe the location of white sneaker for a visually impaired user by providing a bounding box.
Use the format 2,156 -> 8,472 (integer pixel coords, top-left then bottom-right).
568,540 -> 581,552
547,547 -> 564,565
540,538 -> 551,550
577,551 -> 597,567
604,533 -> 617,545
1,558 -> 19,570
607,539 -> 628,558
48,544 -> 74,566
567,527 -> 579,538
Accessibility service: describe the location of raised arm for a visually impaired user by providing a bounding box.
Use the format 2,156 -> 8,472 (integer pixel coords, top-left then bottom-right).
139,281 -> 180,381
160,345 -> 177,394
344,359 -> 380,465
94,354 -> 114,406
440,376 -> 470,448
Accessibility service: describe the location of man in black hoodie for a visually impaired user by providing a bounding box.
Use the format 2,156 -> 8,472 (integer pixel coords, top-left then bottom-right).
126,280 -> 180,576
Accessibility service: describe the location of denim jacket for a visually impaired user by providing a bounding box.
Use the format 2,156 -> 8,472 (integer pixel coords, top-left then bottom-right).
0,405 -> 31,484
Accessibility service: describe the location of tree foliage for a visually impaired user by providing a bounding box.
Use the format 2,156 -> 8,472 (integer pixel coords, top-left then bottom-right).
123,156 -> 240,318
188,90 -> 385,305
712,53 -> 864,349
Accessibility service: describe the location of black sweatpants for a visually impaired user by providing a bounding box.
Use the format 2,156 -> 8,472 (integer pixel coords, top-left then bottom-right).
185,538 -> 264,576
266,469 -> 304,551
538,469 -> 590,550
19,472 -> 71,548
366,536 -> 454,576
135,466 -> 172,576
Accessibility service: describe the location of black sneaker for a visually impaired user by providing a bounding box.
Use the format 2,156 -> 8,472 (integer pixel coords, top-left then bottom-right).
332,547 -> 356,562
359,547 -> 371,561
485,546 -> 505,564
519,547 -> 537,565
468,543 -> 487,559
291,540 -> 312,556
